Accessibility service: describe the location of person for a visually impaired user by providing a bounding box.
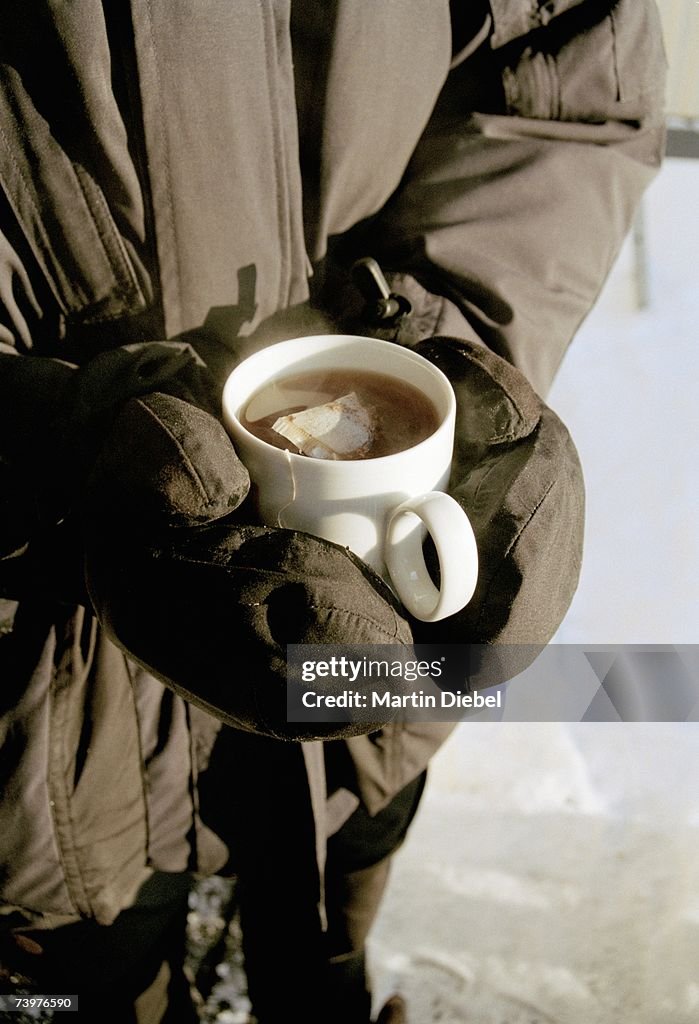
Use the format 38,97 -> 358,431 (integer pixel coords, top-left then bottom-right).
0,2 -> 666,1022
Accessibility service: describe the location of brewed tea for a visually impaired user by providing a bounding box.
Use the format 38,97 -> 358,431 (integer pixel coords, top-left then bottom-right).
241,368 -> 440,460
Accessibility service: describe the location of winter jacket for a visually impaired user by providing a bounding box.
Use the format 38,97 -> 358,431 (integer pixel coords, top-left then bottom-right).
0,0 -> 665,935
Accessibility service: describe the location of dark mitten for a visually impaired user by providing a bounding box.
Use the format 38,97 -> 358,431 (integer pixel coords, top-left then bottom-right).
413,337 -> 584,656
84,391 -> 250,530
0,340 -> 245,601
0,339 -> 221,529
314,260 -> 584,683
84,390 -> 413,740
85,522 -> 412,741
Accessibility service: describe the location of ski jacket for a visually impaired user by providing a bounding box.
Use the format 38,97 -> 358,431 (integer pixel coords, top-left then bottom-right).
0,1 -> 665,933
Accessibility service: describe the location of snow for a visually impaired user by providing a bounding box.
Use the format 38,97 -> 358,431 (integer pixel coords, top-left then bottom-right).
368,158 -> 699,1023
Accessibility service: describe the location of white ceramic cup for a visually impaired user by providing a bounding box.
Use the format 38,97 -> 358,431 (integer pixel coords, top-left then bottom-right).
222,335 -> 478,622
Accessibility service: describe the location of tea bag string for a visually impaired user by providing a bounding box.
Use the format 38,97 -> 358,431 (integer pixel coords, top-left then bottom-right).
275,448 -> 298,528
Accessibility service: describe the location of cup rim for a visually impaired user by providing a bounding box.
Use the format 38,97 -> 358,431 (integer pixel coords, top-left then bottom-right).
222,334 -> 456,468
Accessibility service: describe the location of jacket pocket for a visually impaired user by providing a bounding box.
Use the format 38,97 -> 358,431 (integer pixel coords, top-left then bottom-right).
495,0 -> 666,125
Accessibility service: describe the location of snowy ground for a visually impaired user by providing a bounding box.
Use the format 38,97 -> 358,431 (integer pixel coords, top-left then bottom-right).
368,158 -> 699,1023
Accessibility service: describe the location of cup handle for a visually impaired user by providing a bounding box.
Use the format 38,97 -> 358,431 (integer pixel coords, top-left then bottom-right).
385,492 -> 478,623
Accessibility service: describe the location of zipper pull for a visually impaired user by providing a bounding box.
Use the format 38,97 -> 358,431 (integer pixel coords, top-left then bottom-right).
351,257 -> 412,325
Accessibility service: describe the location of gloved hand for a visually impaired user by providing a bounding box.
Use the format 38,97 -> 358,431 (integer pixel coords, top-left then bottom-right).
412,335 -> 584,652
82,391 -> 412,740
200,293 -> 584,668
0,338 -> 246,602
82,334 -> 583,728
318,261 -> 585,678
1,320 -> 413,740
2,305 -> 583,724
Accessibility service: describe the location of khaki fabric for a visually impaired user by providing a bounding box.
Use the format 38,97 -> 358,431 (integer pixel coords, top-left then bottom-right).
0,0 -> 666,934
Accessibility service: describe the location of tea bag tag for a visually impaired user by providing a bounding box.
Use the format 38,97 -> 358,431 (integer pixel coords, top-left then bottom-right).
272,392 -> 374,459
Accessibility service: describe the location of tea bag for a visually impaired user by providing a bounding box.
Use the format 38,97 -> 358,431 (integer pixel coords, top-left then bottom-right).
272,392 -> 374,459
